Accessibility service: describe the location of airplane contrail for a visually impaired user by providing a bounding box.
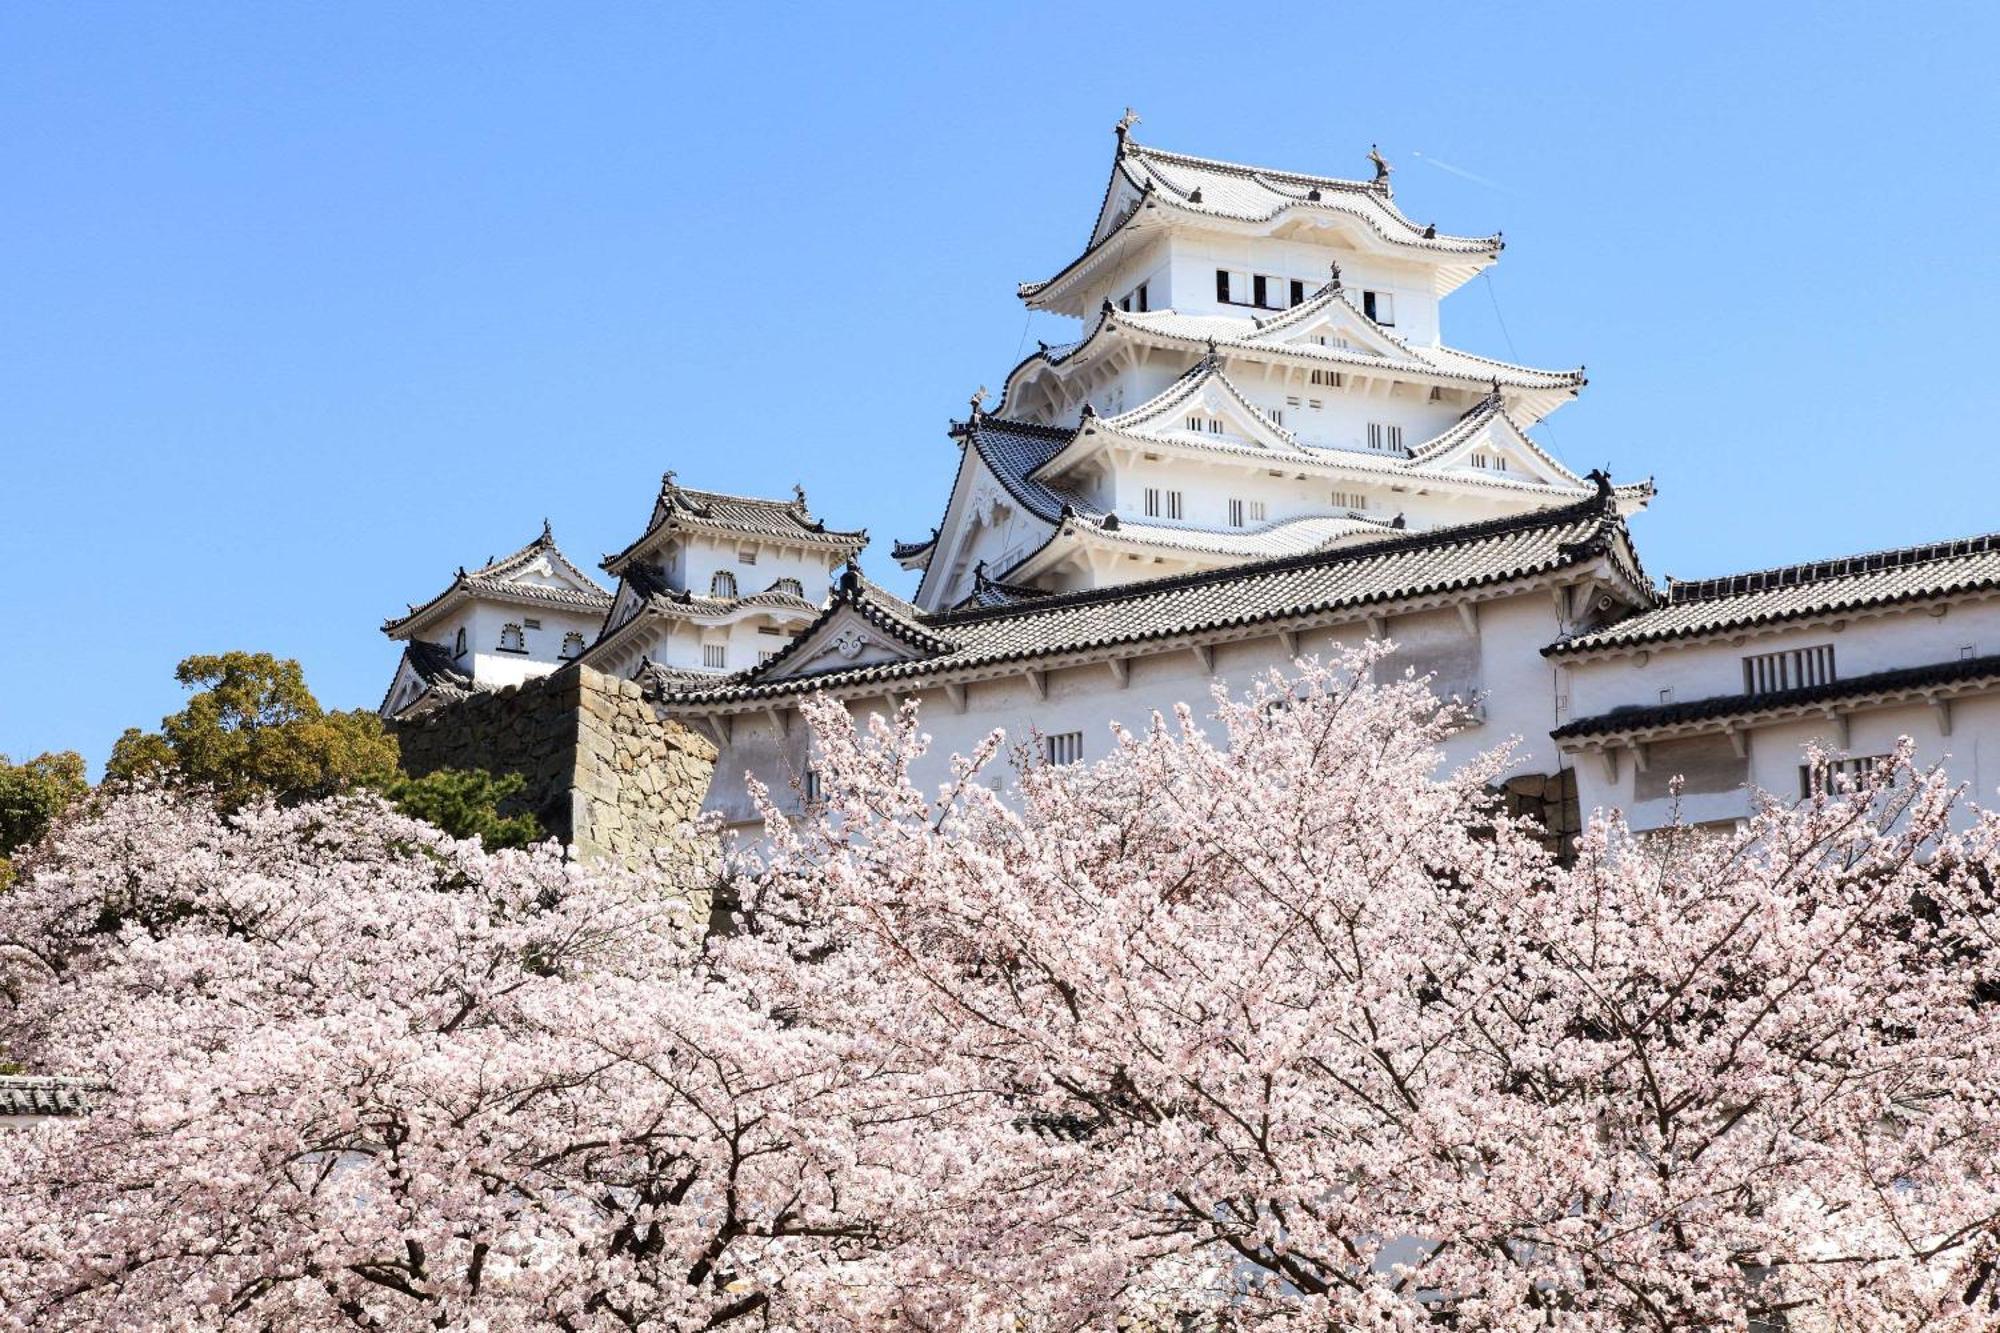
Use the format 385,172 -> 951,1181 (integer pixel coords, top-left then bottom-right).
1410,150 -> 1518,195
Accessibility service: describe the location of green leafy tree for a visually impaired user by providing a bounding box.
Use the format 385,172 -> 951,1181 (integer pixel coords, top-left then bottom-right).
105,652 -> 399,810
0,750 -> 89,887
385,768 -> 543,849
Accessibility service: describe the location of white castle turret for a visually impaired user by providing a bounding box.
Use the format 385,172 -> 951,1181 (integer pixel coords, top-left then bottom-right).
895,116 -> 1640,613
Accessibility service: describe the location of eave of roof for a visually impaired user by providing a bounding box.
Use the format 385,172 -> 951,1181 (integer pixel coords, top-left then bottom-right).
656,484 -> 1636,709
1000,299 -> 1583,423
1021,139 -> 1500,307
383,528 -> 611,637
602,480 -> 868,574
1548,529 -> 2000,657
1553,653 -> 2000,743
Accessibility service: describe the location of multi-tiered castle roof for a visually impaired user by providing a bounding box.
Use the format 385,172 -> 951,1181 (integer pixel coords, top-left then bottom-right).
898,119 -> 1632,615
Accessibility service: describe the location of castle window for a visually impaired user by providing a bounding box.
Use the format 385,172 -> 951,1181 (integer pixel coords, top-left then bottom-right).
1310,368 -> 1342,388
1144,487 -> 1184,520
738,548 -> 758,565
1227,498 -> 1267,528
453,627 -> 467,657
1362,290 -> 1396,325
1117,281 -> 1149,313
1041,731 -> 1084,766
523,618 -> 541,630
1799,754 -> 1892,800
1289,279 -> 1306,306
703,644 -> 728,670
772,577 -> 805,597
560,631 -> 586,659
498,623 -> 527,653
803,766 -> 826,806
1252,275 -> 1268,307
1333,490 -> 1368,510
1367,422 -> 1404,452
1267,408 -> 1284,427
1743,644 -> 1835,695
710,570 -> 738,598
1471,452 -> 1508,471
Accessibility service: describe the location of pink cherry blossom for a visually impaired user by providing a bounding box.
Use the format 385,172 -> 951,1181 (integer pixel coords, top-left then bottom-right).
6,645 -> 2000,1330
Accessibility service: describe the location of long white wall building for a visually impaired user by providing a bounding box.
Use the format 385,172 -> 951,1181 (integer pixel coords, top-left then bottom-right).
380,119 -> 2000,850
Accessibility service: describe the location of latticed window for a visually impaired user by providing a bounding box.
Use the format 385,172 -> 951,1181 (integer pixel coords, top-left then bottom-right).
710,570 -> 738,598
453,627 -> 467,657
498,623 -> 526,653
1041,732 -> 1084,766
559,631 -> 586,659
1742,644 -> 1835,695
772,577 -> 805,597
1367,422 -> 1404,452
1799,754 -> 1891,799
702,644 -> 727,670
1332,490 -> 1368,510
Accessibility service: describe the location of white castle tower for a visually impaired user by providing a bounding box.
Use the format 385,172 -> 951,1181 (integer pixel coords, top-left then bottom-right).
582,473 -> 868,685
896,116 -> 1643,612
380,523 -> 611,718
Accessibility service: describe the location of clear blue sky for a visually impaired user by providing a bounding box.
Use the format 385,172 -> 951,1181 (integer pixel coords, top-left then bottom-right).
4,2 -> 1997,772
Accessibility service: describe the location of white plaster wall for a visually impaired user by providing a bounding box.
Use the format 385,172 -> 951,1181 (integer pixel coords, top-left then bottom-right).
457,602 -> 605,689
1142,234 -> 1445,345
699,586 -> 1574,839
1563,595 -> 2000,720
1570,694 -> 2000,833
677,532 -> 844,606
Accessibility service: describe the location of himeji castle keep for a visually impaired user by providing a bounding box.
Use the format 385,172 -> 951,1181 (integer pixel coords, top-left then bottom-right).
381,118 -> 2000,848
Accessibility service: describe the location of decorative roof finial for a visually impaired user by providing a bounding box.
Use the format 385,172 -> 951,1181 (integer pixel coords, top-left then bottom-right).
792,481 -> 808,507
1114,107 -> 1141,142
839,558 -> 863,595
539,517 -> 553,544
1368,144 -> 1393,189
969,385 -> 988,417
660,469 -> 677,490
1423,222 -> 1437,239
1327,259 -> 1342,291
1586,468 -> 1614,500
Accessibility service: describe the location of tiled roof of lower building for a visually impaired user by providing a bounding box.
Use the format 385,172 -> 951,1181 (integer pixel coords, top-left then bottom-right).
1553,653 -> 2000,741
1549,529 -> 2000,656
384,526 -> 611,636
656,486 -> 1639,707
0,1076 -> 95,1118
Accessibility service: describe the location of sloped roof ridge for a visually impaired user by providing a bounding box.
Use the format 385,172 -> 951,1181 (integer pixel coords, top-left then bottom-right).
927,483 -> 1623,630
1667,529 -> 2000,604
1123,141 -> 1498,245
733,568 -> 957,686
1553,652 -> 2000,740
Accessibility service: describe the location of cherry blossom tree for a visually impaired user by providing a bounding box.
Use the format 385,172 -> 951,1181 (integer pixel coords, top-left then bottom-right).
7,644 -> 2000,1331
734,647 -> 2000,1330
0,791 -> 894,1330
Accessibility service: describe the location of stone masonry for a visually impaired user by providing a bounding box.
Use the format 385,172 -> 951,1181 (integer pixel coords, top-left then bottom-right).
393,664 -> 719,887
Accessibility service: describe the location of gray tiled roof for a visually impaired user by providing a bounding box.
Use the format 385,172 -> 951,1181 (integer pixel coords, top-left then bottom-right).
955,416 -> 1094,524
1022,140 -> 1499,304
1554,653 -> 2000,741
604,476 -> 867,573
1550,530 -> 2000,656
0,1076 -> 95,1118
384,527 -> 610,635
658,489 -> 1636,706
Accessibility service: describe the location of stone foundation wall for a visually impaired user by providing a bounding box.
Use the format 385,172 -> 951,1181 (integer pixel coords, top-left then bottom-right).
394,666 -> 718,886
